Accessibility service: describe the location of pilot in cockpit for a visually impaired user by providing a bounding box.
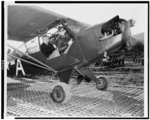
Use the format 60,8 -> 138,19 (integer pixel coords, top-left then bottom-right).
56,28 -> 72,54
41,34 -> 60,59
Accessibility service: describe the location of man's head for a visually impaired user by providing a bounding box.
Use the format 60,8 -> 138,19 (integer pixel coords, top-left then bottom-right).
104,51 -> 108,57
59,28 -> 66,36
42,34 -> 49,44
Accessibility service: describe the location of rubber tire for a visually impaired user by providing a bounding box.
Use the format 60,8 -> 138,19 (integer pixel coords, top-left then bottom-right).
96,77 -> 108,90
50,82 -> 71,104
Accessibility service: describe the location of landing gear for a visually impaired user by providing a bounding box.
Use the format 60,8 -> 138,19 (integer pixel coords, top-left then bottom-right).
77,74 -> 108,91
50,82 -> 71,104
76,68 -> 108,91
96,77 -> 108,90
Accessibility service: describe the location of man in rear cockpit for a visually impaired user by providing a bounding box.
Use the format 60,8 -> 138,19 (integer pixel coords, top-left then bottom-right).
41,34 -> 60,59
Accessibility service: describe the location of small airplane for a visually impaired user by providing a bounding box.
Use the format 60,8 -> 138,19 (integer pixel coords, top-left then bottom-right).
7,5 -> 135,104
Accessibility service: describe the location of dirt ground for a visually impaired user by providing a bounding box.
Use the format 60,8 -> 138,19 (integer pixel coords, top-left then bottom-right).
6,60 -> 145,117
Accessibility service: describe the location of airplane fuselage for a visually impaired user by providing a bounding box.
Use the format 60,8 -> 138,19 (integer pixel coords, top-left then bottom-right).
67,20 -> 131,68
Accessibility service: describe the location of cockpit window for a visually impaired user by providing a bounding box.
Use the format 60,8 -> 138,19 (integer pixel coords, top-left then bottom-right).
47,28 -> 58,34
40,23 -> 74,59
25,37 -> 40,54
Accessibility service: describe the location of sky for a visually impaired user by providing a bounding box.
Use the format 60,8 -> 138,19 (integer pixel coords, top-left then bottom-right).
36,3 -> 147,34
7,3 -> 148,47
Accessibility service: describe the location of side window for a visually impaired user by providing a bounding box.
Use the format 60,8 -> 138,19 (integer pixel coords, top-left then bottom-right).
25,37 -> 40,54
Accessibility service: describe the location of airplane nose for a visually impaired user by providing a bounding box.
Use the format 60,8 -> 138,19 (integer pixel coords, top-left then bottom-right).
122,19 -> 135,50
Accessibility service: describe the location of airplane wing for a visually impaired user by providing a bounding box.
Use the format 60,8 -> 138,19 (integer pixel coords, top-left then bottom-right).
8,5 -> 89,42
7,5 -> 89,75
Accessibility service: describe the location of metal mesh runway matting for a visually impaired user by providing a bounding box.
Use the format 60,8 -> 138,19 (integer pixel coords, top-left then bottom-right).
7,77 -> 144,117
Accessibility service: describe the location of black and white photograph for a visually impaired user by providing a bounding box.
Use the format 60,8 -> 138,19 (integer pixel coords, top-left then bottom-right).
1,1 -> 149,119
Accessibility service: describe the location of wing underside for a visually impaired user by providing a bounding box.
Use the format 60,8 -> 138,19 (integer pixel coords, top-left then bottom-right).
8,5 -> 89,42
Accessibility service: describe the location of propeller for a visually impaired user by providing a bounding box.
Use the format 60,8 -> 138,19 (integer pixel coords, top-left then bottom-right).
122,19 -> 135,50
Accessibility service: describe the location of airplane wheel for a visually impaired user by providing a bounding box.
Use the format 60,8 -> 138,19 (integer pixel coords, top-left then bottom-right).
50,82 -> 71,104
96,77 -> 108,90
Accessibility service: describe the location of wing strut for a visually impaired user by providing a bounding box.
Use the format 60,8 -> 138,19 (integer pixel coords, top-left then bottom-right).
7,44 -> 57,73
8,54 -> 56,72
